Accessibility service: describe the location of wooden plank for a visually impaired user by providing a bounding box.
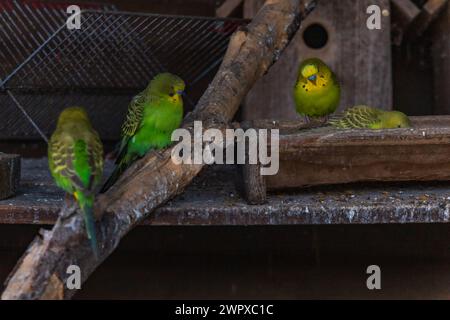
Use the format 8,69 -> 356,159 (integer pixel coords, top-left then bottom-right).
2,157 -> 450,226
0,153 -> 20,200
216,0 -> 243,17
243,116 -> 450,189
431,1 -> 450,115
243,0 -> 392,120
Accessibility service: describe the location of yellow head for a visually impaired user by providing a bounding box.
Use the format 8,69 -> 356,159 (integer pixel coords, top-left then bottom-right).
296,58 -> 334,92
301,63 -> 320,85
148,72 -> 185,104
380,111 -> 411,129
57,107 -> 90,127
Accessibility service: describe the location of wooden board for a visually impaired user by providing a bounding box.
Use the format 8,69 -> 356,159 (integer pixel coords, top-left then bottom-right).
247,116 -> 450,189
242,0 -> 392,120
0,153 -> 20,200
3,158 -> 450,225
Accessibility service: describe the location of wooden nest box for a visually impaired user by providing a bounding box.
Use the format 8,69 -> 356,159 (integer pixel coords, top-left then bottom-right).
243,0 -> 392,120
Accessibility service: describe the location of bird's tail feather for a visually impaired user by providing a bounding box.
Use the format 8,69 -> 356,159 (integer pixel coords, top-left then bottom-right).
101,161 -> 126,193
76,191 -> 99,258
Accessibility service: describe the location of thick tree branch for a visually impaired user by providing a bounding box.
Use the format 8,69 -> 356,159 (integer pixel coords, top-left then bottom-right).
1,0 -> 316,300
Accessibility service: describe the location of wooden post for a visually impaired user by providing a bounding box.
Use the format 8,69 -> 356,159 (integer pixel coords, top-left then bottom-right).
0,154 -> 20,200
238,122 -> 266,204
243,0 -> 393,121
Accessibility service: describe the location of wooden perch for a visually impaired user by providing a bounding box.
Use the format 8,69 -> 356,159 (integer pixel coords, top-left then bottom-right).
1,0 -> 316,300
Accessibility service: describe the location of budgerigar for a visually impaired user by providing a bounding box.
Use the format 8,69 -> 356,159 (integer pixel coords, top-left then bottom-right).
102,72 -> 185,192
328,105 -> 411,129
48,107 -> 104,256
293,58 -> 340,121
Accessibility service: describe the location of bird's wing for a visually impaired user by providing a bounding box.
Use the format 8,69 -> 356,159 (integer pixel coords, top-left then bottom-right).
329,106 -> 381,129
49,135 -> 89,192
116,90 -> 147,163
50,130 -> 104,194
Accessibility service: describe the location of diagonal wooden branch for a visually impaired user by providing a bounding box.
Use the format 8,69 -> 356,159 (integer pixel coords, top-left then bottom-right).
1,0 -> 316,300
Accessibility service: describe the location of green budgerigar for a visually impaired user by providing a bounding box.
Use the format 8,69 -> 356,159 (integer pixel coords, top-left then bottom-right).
328,105 -> 411,129
48,107 -> 104,256
293,58 -> 340,121
102,72 -> 185,192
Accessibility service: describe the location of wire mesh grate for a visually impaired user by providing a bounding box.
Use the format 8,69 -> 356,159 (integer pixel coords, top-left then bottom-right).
0,1 -> 247,140
0,0 -> 116,80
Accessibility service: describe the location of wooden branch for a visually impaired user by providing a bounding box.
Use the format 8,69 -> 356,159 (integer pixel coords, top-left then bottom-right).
1,0 -> 315,300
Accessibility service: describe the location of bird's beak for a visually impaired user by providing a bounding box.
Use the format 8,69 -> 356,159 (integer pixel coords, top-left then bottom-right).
308,74 -> 317,85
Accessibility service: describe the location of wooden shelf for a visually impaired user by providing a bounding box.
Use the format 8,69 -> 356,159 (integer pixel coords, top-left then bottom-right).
244,116 -> 450,190
1,157 -> 450,226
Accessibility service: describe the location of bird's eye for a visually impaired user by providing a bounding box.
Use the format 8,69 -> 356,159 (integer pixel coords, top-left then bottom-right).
397,125 -> 401,128
168,92 -> 174,97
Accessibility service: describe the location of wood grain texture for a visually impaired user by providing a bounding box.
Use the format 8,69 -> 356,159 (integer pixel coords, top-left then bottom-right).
0,154 -> 20,200
243,0 -> 393,120
3,158 -> 450,227
246,116 -> 450,189
1,0 -> 313,300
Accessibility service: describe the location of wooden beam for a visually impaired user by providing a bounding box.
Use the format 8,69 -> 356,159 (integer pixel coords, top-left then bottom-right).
216,0 -> 243,17
1,0 -> 316,300
391,0 -> 421,45
407,0 -> 448,40
0,153 -> 20,200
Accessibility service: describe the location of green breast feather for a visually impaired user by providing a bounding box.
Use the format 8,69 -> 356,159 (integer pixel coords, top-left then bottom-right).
102,72 -> 185,192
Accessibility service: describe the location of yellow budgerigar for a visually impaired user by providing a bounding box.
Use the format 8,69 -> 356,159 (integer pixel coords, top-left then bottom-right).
328,105 -> 412,129
48,107 -> 104,257
293,58 -> 340,122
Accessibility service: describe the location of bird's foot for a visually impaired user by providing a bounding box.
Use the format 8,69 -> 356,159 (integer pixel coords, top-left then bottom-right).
61,195 -> 78,219
321,115 -> 330,124
304,116 -> 311,124
63,193 -> 73,207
